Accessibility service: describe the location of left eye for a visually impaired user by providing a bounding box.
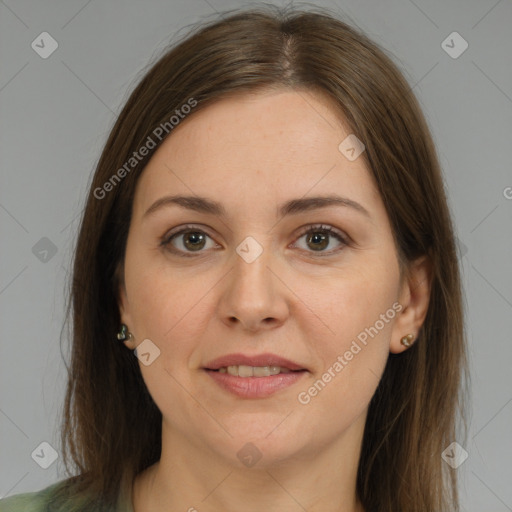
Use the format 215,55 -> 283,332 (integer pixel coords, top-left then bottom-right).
292,224 -> 348,254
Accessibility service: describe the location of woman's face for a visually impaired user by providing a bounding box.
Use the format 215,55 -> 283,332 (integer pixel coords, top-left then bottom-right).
119,89 -> 420,467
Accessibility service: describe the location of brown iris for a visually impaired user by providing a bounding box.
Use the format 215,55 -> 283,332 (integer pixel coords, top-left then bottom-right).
306,231 -> 329,251
183,231 -> 206,251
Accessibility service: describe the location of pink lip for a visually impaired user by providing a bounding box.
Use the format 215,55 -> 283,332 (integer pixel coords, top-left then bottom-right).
204,369 -> 307,398
204,352 -> 306,371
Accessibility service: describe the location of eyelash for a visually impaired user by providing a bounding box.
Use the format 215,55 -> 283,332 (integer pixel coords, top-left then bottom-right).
160,224 -> 349,258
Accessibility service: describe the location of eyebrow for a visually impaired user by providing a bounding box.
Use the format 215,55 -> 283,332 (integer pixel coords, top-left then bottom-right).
143,194 -> 371,220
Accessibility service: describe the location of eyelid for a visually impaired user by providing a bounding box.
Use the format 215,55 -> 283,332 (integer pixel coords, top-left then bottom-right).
161,224 -> 215,244
294,223 -> 349,243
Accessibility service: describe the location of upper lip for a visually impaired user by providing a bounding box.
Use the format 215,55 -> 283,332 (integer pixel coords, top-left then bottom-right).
204,353 -> 306,371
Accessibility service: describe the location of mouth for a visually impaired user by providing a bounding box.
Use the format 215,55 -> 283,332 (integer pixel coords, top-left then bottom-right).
204,352 -> 307,373
207,365 -> 305,377
203,353 -> 308,398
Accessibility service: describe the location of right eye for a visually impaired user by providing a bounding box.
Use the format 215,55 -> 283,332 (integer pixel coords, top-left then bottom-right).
160,225 -> 220,257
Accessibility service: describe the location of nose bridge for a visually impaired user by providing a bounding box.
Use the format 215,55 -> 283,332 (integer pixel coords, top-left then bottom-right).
218,233 -> 288,330
231,235 -> 275,299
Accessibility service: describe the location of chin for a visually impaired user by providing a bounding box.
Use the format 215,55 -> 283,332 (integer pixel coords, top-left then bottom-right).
207,421 -> 310,468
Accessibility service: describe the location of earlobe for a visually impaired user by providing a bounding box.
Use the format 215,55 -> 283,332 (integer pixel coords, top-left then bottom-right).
117,323 -> 136,349
390,255 -> 432,354
115,267 -> 135,348
117,323 -> 133,342
399,333 -> 415,348
118,294 -> 135,346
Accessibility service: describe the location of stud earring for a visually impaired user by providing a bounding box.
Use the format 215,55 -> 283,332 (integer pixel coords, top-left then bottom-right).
117,324 -> 132,342
400,333 -> 415,347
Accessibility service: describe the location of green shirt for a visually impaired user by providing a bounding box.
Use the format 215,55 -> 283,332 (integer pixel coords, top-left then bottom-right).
0,480 -> 135,512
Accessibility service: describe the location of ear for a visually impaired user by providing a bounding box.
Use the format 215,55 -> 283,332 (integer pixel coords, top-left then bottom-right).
116,263 -> 136,349
389,255 -> 432,354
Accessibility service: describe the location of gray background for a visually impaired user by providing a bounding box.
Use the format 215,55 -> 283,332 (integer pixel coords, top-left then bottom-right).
1,0 -> 511,510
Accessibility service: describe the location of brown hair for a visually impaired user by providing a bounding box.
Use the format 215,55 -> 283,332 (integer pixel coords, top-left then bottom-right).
52,4 -> 469,511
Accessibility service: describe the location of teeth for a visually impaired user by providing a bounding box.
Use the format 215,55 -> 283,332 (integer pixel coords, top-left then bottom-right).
219,365 -> 293,377
253,366 -> 271,377
238,365 -> 253,377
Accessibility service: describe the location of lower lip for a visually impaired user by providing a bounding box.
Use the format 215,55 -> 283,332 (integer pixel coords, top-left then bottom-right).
204,369 -> 307,398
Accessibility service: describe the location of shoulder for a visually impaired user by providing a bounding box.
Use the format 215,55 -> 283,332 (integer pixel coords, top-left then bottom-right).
0,480 -> 63,512
0,479 -> 132,512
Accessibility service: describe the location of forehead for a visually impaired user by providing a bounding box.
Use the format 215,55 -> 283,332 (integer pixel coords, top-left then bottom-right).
161,88 -> 352,162
132,89 -> 383,219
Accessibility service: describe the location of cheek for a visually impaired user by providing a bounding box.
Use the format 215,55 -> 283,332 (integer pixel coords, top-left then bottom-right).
292,263 -> 397,407
125,249 -> 213,338
126,266 -> 214,407
294,259 -> 399,345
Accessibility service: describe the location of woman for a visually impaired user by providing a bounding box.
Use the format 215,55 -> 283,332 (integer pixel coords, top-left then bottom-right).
0,4 -> 468,512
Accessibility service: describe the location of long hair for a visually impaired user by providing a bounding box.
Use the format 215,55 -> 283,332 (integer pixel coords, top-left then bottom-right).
51,4 -> 469,511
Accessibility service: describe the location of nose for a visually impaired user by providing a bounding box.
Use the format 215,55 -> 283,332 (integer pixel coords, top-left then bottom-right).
217,242 -> 290,333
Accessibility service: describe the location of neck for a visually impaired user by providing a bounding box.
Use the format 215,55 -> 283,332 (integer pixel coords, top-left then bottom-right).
133,412 -> 367,512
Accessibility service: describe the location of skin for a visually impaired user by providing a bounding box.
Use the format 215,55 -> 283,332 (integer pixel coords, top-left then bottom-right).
118,88 -> 432,512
